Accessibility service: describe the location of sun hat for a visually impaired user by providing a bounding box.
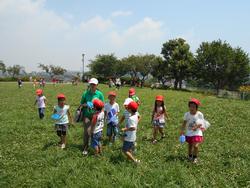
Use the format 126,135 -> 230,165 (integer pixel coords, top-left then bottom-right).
89,78 -> 98,85
128,101 -> 138,111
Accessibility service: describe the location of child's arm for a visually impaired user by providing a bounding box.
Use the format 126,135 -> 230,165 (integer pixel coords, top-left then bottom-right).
138,114 -> 141,123
164,111 -> 169,120
180,120 -> 187,135
122,127 -> 136,131
119,115 -> 125,125
90,114 -> 97,134
67,109 -> 74,126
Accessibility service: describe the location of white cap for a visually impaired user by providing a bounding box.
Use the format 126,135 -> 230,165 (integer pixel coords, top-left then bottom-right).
89,78 -> 98,85
123,98 -> 133,105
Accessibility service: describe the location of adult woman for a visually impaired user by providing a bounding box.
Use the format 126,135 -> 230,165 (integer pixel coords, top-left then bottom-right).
80,78 -> 104,155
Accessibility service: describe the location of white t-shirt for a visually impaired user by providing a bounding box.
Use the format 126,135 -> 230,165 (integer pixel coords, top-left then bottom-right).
124,114 -> 138,142
123,110 -> 140,125
36,96 -> 46,108
153,106 -> 166,123
183,111 -> 204,137
104,102 -> 119,124
54,105 -> 70,124
93,111 -> 104,134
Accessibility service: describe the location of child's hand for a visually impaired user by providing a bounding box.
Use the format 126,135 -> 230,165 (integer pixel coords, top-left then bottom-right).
121,128 -> 126,132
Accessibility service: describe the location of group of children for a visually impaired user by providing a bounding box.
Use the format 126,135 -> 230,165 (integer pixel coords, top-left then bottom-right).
34,86 -> 208,164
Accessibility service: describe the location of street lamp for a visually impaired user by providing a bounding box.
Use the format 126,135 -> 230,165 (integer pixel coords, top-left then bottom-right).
82,53 -> 85,82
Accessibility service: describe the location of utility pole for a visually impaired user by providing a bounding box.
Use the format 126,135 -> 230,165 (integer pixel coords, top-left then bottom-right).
82,53 -> 85,81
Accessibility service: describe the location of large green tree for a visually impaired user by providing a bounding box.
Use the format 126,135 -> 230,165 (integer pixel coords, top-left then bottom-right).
194,40 -> 250,93
38,63 -> 66,78
0,60 -> 6,73
161,38 -> 194,89
7,65 -> 22,78
88,54 -> 119,78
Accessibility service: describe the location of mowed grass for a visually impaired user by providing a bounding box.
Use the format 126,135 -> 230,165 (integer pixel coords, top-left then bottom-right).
0,82 -> 250,188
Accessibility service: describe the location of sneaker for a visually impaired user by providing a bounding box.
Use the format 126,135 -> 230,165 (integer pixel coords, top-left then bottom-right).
134,159 -> 141,164
193,158 -> 198,164
161,134 -> 166,139
61,144 -> 66,149
82,150 -> 88,156
152,140 -> 157,144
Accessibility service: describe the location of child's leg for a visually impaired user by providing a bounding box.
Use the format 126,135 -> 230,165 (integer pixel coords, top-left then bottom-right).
159,127 -> 165,137
193,143 -> 199,158
124,151 -> 136,162
152,126 -> 158,140
188,143 -> 194,157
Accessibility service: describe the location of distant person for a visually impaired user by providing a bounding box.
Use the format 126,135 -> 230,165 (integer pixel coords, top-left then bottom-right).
151,95 -> 169,144
42,78 -> 46,88
17,78 -> 22,88
121,101 -> 140,164
39,78 -> 43,87
34,89 -> 46,119
52,94 -> 73,149
128,88 -> 140,106
104,91 -> 120,144
33,78 -> 37,88
108,78 -> 114,88
115,77 -> 121,90
79,78 -> 104,156
52,78 -> 56,87
90,99 -> 105,156
180,98 -> 206,163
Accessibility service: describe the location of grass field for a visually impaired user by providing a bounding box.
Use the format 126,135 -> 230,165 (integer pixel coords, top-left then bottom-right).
0,82 -> 250,187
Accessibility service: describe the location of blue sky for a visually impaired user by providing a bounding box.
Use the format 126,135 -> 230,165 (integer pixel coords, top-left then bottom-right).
0,0 -> 250,72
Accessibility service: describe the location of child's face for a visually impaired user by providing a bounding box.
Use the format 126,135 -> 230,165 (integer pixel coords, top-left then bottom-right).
189,103 -> 197,114
58,99 -> 65,106
124,105 -> 129,110
108,95 -> 116,103
156,100 -> 163,106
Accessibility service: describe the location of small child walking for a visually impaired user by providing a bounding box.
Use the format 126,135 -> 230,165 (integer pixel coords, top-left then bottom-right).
180,98 -> 205,163
121,101 -> 140,164
104,91 -> 120,144
34,89 -> 46,119
53,94 -> 73,149
90,99 -> 105,155
151,95 -> 169,144
128,88 -> 140,105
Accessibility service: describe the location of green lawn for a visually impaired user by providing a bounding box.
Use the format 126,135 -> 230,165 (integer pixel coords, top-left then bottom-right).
0,82 -> 249,187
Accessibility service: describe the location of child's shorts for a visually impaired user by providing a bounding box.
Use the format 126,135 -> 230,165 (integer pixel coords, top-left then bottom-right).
152,120 -> 165,128
91,131 -> 102,148
107,122 -> 119,137
186,136 -> 203,144
55,124 -> 68,136
122,141 -> 135,152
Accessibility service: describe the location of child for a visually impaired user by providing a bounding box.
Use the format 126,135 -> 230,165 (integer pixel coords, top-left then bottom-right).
90,99 -> 105,155
119,98 -> 141,133
180,98 -> 204,163
151,95 -> 169,144
34,89 -> 46,119
121,101 -> 140,164
53,94 -> 73,149
129,88 -> 140,105
104,91 -> 120,143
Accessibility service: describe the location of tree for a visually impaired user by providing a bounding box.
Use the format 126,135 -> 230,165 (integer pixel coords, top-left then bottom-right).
161,38 -> 194,89
151,56 -> 169,84
38,63 -> 66,78
7,65 -> 22,78
0,60 -> 6,73
88,54 -> 119,78
194,40 -> 250,93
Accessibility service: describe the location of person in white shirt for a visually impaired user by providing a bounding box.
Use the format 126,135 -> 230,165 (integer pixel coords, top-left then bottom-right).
34,89 -> 46,119
121,101 -> 140,164
53,94 -> 73,149
104,91 -> 120,143
180,98 -> 205,163
151,95 -> 169,144
90,99 -> 105,156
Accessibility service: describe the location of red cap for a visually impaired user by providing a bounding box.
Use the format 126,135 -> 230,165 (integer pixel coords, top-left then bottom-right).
93,99 -> 104,108
129,88 -> 136,95
57,93 -> 66,99
108,91 -> 116,96
36,89 -> 43,95
155,95 -> 164,101
189,98 -> 201,106
128,101 -> 138,111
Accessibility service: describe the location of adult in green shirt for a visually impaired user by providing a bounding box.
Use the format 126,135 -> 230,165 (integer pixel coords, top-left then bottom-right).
80,78 -> 104,155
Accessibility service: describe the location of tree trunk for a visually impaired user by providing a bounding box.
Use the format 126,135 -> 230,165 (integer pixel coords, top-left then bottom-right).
178,80 -> 182,89
174,80 -> 178,89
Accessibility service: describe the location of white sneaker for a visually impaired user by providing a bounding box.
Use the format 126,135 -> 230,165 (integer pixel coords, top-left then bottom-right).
82,150 -> 88,156
61,144 -> 66,149
134,159 -> 141,164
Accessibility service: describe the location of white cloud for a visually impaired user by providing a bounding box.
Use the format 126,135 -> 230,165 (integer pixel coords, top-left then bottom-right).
0,0 -> 167,72
111,10 -> 133,17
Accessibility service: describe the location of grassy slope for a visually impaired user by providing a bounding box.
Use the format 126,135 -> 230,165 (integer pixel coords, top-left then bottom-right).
0,82 -> 249,187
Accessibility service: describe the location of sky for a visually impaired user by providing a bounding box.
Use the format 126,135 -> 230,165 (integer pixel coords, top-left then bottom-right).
0,0 -> 250,72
